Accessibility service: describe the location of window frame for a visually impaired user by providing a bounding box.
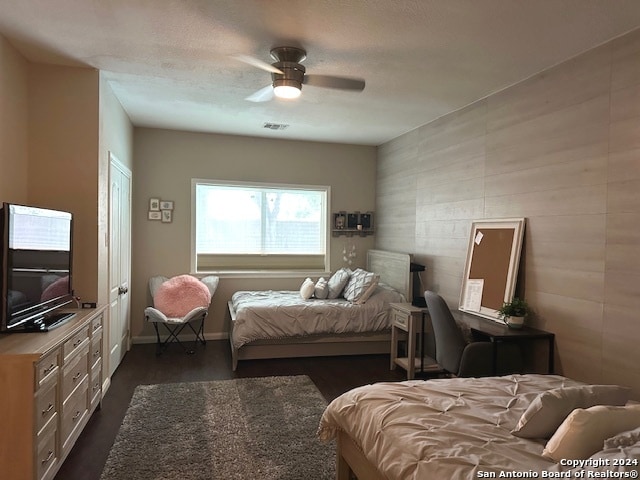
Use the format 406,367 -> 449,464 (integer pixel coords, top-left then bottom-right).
190,178 -> 331,274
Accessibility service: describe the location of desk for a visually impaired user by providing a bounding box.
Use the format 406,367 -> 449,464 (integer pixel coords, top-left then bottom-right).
455,311 -> 555,375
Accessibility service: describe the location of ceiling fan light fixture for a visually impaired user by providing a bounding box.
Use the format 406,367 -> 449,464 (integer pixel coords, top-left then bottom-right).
273,79 -> 302,99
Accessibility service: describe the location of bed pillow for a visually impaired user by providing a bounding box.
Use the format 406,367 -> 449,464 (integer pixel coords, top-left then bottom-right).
543,404 -> 640,462
343,269 -> 380,304
314,277 -> 329,299
512,385 -> 631,439
327,268 -> 351,299
300,278 -> 315,300
154,274 -> 212,317
603,425 -> 640,449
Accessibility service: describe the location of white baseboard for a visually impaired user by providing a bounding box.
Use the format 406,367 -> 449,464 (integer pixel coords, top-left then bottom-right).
132,331 -> 229,344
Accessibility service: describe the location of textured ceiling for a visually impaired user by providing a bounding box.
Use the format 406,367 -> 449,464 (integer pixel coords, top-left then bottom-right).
2,1 -> 640,146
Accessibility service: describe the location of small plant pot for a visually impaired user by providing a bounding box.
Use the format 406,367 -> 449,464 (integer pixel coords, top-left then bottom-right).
505,316 -> 525,329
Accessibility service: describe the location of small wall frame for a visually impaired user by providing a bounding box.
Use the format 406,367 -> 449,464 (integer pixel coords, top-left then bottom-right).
459,218 -> 526,323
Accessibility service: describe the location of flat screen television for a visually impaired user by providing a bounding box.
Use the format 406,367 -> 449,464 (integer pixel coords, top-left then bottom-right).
0,202 -> 75,332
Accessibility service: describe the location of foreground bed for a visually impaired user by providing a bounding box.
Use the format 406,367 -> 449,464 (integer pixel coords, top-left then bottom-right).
318,374 -> 640,480
228,250 -> 412,370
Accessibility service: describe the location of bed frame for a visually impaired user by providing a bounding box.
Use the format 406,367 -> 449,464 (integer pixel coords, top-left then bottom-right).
228,249 -> 413,371
337,431 -> 386,480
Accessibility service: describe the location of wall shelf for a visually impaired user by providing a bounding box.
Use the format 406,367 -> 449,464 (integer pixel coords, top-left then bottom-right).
332,211 -> 374,237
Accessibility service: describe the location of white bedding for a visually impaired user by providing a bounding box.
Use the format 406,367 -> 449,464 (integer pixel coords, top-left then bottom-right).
230,283 -> 404,350
318,375 -> 640,480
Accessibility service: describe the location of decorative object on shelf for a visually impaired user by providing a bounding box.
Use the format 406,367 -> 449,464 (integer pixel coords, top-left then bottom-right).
497,297 -> 531,328
148,198 -> 175,223
332,211 -> 374,236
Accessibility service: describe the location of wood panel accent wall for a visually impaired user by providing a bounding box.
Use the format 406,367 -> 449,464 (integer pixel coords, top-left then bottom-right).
376,28 -> 640,396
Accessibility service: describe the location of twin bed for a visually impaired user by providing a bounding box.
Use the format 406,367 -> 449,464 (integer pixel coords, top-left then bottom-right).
319,374 -> 640,479
228,249 -> 412,371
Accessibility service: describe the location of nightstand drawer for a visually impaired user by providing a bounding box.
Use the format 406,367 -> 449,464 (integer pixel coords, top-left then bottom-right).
392,310 -> 410,329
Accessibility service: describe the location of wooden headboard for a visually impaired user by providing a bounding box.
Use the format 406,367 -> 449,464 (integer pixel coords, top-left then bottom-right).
366,249 -> 413,301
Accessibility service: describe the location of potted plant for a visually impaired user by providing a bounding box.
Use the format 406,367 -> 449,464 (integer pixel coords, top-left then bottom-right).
497,297 -> 530,328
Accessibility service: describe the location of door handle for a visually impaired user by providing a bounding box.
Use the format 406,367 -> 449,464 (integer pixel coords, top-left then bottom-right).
118,286 -> 128,295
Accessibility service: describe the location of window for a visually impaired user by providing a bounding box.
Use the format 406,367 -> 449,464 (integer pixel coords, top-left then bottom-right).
192,179 -> 329,272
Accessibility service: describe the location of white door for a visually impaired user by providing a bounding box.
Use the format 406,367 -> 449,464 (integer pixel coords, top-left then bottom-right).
108,153 -> 132,377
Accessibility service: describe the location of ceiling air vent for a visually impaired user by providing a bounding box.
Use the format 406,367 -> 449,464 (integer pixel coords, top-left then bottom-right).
263,122 -> 289,130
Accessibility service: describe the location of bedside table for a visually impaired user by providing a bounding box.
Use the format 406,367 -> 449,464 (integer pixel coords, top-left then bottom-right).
389,302 -> 429,379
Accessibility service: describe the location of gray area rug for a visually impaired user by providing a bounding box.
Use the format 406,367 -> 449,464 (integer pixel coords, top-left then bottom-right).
100,375 -> 335,480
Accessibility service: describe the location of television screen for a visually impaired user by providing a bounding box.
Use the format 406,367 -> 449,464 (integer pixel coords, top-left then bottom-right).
1,203 -> 74,331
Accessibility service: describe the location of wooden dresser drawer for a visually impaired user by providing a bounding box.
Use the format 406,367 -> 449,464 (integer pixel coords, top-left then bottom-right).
36,416 -> 58,480
61,344 -> 89,400
36,350 -> 60,388
91,314 -> 103,336
35,380 -> 58,435
89,359 -> 102,410
90,329 -> 102,368
63,326 -> 89,363
61,377 -> 88,451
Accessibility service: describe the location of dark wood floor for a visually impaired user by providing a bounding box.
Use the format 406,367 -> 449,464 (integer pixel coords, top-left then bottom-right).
54,339 -> 406,480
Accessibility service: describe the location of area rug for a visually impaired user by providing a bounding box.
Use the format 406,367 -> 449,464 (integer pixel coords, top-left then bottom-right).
100,375 -> 335,480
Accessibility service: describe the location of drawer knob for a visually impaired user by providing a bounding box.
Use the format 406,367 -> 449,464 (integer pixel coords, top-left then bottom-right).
41,403 -> 54,416
73,339 -> 82,348
72,410 -> 81,421
73,372 -> 82,382
43,364 -> 55,375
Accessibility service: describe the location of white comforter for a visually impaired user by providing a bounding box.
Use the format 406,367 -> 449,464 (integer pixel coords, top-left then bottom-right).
318,375 -> 640,480
230,284 -> 404,350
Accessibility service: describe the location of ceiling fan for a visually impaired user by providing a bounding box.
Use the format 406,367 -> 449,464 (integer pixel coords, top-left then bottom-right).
235,46 -> 366,102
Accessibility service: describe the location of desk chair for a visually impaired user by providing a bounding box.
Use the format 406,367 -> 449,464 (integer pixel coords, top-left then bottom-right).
145,275 -> 219,355
424,290 -> 522,377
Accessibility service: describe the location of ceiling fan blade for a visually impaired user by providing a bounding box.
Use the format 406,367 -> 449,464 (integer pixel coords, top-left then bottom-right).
245,85 -> 274,103
232,54 -> 283,74
303,75 -> 365,91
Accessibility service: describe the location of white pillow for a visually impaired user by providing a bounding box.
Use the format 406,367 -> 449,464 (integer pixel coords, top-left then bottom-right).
512,385 -> 631,439
327,268 -> 351,299
543,404 -> 640,462
343,268 -> 380,304
603,426 -> 640,449
299,277 -> 315,300
314,277 -> 329,299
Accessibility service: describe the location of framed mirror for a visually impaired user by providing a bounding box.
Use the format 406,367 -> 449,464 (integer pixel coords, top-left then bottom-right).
459,218 -> 526,323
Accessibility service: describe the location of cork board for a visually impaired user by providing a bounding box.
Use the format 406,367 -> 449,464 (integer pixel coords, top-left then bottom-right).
459,218 -> 525,322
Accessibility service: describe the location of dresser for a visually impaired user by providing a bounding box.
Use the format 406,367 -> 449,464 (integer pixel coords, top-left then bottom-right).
0,306 -> 106,480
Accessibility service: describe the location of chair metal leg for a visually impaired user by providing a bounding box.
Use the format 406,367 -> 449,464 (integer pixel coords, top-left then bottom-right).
151,313 -> 207,355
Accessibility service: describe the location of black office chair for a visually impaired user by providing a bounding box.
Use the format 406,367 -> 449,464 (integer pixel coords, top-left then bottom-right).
424,290 -> 522,377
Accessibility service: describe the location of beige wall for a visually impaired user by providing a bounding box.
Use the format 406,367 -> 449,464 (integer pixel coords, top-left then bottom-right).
131,128 -> 376,341
99,75 -> 134,305
28,64 -> 101,303
376,29 -> 640,397
0,35 -> 29,203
